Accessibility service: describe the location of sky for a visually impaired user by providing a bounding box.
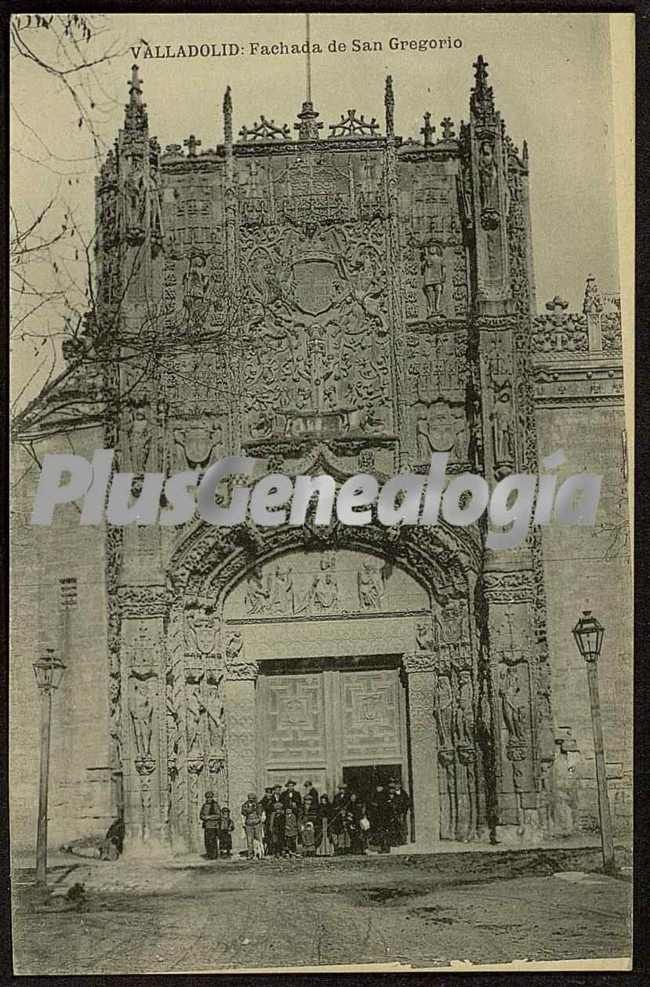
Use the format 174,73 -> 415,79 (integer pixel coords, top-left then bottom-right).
10,12 -> 627,408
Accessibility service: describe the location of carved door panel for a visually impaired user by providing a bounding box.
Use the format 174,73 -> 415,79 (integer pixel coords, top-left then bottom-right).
258,672 -> 326,774
257,666 -> 407,800
339,669 -> 405,764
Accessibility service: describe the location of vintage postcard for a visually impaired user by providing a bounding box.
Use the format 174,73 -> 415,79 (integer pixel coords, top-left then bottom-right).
10,10 -> 633,974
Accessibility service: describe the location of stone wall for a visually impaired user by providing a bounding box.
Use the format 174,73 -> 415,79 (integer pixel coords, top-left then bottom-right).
10,427 -> 113,851
532,283 -> 631,838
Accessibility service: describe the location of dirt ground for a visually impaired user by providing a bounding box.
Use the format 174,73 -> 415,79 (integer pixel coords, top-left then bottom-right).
12,850 -> 632,974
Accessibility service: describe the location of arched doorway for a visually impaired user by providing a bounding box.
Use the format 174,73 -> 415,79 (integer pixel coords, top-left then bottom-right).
165,519 -> 483,852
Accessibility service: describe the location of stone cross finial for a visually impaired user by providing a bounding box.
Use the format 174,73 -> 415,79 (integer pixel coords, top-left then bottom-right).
420,112 -> 435,146
440,116 -> 455,140
470,53 -> 496,122
184,135 -> 202,157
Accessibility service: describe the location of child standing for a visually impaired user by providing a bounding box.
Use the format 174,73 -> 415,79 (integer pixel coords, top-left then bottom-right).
218,806 -> 234,857
283,804 -> 299,855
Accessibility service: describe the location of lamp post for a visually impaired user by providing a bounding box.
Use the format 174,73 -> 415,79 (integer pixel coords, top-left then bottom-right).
32,648 -> 66,887
572,610 -> 616,875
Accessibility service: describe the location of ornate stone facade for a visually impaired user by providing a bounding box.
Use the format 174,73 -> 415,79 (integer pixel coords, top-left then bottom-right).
12,57 -> 629,853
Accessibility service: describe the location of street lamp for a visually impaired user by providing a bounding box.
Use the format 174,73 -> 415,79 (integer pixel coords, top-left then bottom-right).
32,648 -> 66,887
572,610 -> 616,875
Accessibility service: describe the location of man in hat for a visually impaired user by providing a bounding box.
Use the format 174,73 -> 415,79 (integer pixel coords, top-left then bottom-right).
303,779 -> 319,808
281,779 -> 302,816
240,792 -> 263,860
199,791 -> 221,859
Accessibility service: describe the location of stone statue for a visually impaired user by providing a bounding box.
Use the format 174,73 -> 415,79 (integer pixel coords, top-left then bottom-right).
491,390 -> 515,467
183,253 -> 210,324
225,631 -> 243,663
454,669 -> 474,747
125,159 -> 146,233
148,165 -> 163,243
420,243 -> 446,316
478,140 -> 498,212
245,570 -> 270,615
130,680 -> 153,757
357,560 -> 384,610
185,685 -> 205,755
205,679 -> 225,752
126,401 -> 151,472
268,564 -> 295,614
500,668 -> 526,745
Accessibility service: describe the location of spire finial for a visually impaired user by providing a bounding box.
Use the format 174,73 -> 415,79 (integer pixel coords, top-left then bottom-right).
470,54 -> 496,123
294,15 -> 322,141
124,64 -> 147,130
305,13 -> 312,103
385,75 -> 394,137
223,86 -> 233,147
129,64 -> 143,105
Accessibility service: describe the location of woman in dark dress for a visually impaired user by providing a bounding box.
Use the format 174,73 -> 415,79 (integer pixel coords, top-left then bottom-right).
315,794 -> 335,857
348,792 -> 367,855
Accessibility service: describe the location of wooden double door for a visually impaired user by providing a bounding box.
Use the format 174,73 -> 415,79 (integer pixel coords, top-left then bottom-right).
256,661 -> 408,802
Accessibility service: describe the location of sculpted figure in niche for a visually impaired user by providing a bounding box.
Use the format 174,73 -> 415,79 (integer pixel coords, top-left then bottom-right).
225,631 -> 243,663
148,165 -> 163,242
130,680 -> 154,757
357,559 -> 384,610
454,669 -> 474,747
205,678 -> 225,752
183,253 -> 210,324
126,400 -> 151,472
185,685 -> 205,755
420,243 -> 446,316
433,673 -> 454,750
268,565 -> 296,614
500,668 -> 526,745
478,140 -> 498,212
245,569 -> 270,614
125,158 -> 146,232
301,557 -> 339,613
491,390 -> 515,467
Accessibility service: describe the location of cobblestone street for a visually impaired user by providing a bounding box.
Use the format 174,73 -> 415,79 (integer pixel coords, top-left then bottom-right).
13,848 -> 632,974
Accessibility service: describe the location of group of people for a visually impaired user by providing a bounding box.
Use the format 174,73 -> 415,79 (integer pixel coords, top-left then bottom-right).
201,777 -> 411,860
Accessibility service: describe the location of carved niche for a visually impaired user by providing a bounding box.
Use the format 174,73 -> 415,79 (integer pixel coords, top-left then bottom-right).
413,599 -> 482,842
407,331 -> 469,465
